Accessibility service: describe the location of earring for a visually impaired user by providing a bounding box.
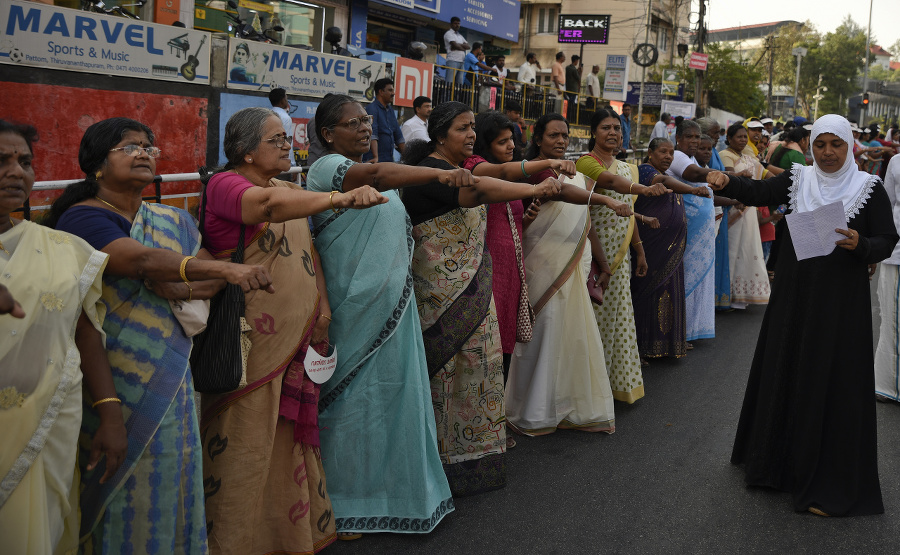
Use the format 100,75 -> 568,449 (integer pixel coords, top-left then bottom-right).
246,158 -> 253,163
95,170 -> 102,180
440,141 -> 444,145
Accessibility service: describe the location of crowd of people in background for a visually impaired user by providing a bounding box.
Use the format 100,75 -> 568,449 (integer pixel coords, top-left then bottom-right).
4,50 -> 900,551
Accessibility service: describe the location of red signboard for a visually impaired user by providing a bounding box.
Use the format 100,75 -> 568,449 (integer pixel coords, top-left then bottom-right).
394,57 -> 434,108
688,52 -> 709,71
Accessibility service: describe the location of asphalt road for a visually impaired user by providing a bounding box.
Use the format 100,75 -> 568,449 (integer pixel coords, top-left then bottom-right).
333,272 -> 900,554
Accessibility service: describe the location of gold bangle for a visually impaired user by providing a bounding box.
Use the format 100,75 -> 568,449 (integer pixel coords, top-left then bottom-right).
629,183 -> 633,194
179,255 -> 195,284
92,397 -> 122,408
185,283 -> 193,303
321,313 -> 332,321
330,190 -> 340,212
635,240 -> 643,245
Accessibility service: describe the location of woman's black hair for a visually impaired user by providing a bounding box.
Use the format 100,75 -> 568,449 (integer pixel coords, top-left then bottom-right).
586,108 -> 619,151
524,113 -> 568,160
770,126 -> 811,168
45,118 -> 154,229
643,137 -> 674,163
402,101 -> 471,166
472,111 -> 518,163
0,120 -> 38,152
726,121 -> 747,141
314,93 -> 357,148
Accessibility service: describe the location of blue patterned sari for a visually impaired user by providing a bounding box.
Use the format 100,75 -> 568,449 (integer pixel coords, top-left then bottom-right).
76,203 -> 207,553
308,154 -> 453,533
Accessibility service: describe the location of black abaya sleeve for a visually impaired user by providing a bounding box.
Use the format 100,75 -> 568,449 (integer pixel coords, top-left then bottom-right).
851,183 -> 899,263
716,169 -> 793,207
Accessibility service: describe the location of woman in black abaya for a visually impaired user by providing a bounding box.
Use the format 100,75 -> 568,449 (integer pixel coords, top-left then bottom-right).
708,114 -> 898,517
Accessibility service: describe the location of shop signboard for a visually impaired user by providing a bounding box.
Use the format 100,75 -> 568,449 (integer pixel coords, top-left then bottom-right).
226,38 -> 386,100
688,52 -> 709,71
602,54 -> 628,102
625,82 -> 684,107
371,0 -> 521,42
0,0 -> 211,84
394,57 -> 433,108
218,93 -> 319,164
558,14 -> 610,44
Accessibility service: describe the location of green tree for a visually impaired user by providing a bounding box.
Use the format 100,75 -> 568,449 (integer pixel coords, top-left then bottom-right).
702,43 -> 767,116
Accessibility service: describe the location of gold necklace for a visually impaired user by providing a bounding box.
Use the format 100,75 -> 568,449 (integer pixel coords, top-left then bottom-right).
95,196 -> 133,219
433,150 -> 460,168
592,149 -> 615,169
0,218 -> 17,256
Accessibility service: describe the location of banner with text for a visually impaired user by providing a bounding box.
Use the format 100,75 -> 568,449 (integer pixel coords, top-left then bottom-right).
226,38 -> 385,100
0,0 -> 210,84
602,54 -> 629,102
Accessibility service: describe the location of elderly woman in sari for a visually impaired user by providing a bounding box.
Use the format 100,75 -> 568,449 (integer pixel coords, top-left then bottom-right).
504,113 -> 633,434
199,107 -> 385,553
306,94 -> 474,537
633,138 -> 710,360
711,114 -> 897,517
401,101 -> 563,495
47,117 -> 274,552
0,121 -> 126,553
719,123 -> 773,309
575,109 -> 670,398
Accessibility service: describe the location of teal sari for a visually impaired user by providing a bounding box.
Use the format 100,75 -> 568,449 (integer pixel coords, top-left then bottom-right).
74,203 -> 207,553
308,154 -> 453,533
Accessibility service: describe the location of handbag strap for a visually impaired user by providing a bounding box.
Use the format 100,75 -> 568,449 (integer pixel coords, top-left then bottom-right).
506,202 -> 527,284
199,170 -> 248,263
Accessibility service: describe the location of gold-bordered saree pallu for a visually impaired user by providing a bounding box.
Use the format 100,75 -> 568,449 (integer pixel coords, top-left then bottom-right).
411,204 -> 506,497
201,180 -> 335,555
506,173 -> 616,435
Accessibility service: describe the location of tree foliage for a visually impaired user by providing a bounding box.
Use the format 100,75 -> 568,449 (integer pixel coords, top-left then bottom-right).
702,44 -> 767,116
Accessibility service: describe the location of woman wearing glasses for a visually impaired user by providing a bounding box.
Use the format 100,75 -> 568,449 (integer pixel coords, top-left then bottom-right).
198,107 -> 386,553
306,95 -> 476,538
46,117 -> 276,553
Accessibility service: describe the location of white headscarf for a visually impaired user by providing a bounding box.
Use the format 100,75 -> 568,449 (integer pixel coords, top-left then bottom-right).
789,114 -> 878,219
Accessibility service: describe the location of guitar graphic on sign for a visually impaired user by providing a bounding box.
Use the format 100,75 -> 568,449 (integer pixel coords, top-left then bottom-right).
364,67 -> 383,101
180,36 -> 207,81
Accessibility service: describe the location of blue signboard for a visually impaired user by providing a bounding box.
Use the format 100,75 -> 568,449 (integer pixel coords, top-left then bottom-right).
626,82 -> 684,107
371,0 -> 520,42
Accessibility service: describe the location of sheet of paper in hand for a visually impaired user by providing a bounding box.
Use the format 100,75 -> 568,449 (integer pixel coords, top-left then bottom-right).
786,201 -> 848,261
305,344 -> 337,384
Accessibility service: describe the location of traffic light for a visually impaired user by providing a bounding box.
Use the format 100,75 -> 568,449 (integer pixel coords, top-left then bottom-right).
862,93 -> 870,110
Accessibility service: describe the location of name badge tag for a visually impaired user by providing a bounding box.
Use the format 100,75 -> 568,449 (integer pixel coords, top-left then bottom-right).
304,344 -> 337,384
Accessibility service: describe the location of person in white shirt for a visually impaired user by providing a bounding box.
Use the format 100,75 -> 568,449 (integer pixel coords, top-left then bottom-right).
875,155 -> 900,402
491,55 -> 508,86
517,52 -> 539,92
585,65 -> 601,110
400,96 -> 432,144
443,17 -> 468,85
650,112 -> 671,141
268,88 -> 297,172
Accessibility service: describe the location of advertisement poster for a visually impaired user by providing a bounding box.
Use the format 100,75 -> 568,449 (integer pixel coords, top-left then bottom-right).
0,0 -> 210,84
371,0 -> 520,42
626,82 -> 684,107
394,57 -> 433,108
218,93 -> 319,165
226,38 -> 385,101
603,54 -> 629,102
662,69 -> 679,96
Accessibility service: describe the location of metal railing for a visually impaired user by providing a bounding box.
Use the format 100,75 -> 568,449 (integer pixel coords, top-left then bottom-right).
431,64 -> 597,126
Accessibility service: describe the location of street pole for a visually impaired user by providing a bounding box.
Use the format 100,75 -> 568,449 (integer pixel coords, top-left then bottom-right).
694,0 -> 706,117
767,36 -> 774,117
861,0 -> 873,126
792,46 -> 807,118
635,0 -> 653,147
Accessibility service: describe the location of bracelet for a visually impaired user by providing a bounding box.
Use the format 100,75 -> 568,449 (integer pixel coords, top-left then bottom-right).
320,314 -> 332,321
639,214 -> 644,223
521,159 -> 530,178
179,255 -> 195,283
634,240 -> 643,245
185,282 -> 193,303
92,397 -> 122,408
629,183 -> 633,194
329,190 -> 340,212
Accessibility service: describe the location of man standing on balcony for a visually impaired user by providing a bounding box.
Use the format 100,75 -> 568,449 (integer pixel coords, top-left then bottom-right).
444,17 -> 469,85
551,52 -> 566,98
585,64 -> 601,110
464,42 -> 497,86
364,78 -> 405,163
518,52 -> 539,93
565,54 -> 582,121
491,55 -> 509,87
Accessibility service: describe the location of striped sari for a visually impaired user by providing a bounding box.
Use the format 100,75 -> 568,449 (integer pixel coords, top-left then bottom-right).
76,203 -> 207,554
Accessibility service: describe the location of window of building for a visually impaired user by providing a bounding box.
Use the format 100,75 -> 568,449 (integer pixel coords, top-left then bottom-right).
536,7 -> 557,34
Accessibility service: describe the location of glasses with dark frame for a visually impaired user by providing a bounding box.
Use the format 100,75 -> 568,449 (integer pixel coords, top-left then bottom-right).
264,134 -> 291,148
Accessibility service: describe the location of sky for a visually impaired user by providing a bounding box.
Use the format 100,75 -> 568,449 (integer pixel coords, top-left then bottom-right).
706,0 -> 900,55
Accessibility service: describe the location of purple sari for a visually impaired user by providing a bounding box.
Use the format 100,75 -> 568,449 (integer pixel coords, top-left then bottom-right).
631,164 -> 688,358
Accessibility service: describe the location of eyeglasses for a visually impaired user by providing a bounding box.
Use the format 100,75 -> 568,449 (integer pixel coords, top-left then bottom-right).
330,115 -> 375,131
109,145 -> 162,158
264,134 -> 291,148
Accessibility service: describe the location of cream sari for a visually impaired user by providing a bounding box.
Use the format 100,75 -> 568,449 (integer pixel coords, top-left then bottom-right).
506,173 -> 616,435
724,152 -> 771,307
0,221 -> 107,555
